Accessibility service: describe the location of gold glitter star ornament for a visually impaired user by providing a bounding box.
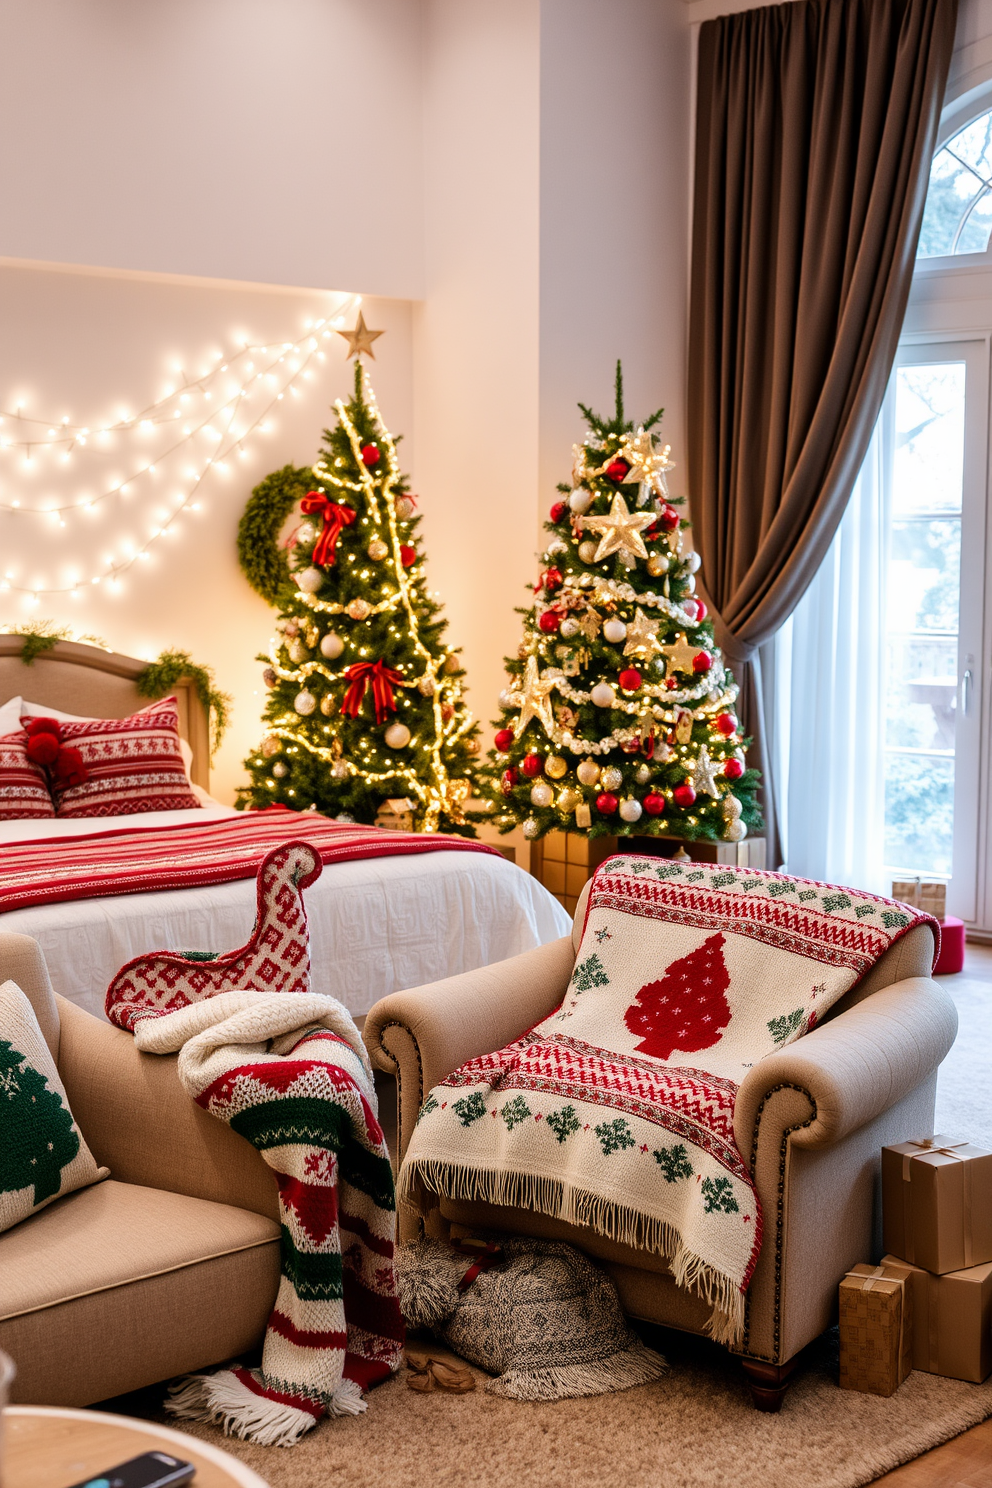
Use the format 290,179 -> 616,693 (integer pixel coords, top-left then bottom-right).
623,607 -> 663,658
506,655 -> 561,737
580,493 -> 656,563
690,745 -> 721,798
660,632 -> 700,678
337,311 -> 385,360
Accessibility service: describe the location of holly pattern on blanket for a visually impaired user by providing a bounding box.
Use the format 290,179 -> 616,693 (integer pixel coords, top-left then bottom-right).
399,856 -> 938,1346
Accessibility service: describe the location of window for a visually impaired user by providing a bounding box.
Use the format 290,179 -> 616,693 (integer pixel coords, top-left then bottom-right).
918,108 -> 992,257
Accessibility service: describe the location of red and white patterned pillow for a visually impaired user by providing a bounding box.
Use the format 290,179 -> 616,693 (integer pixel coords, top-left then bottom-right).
37,697 -> 202,819
0,731 -> 56,819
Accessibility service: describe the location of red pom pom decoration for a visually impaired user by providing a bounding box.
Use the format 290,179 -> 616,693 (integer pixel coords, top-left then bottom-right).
723,758 -> 744,780
692,651 -> 713,674
361,444 -> 381,466
54,745 -> 87,788
26,732 -> 60,766
541,567 -> 563,593
605,459 -> 630,482
644,793 -> 667,816
501,767 -> 519,795
618,668 -> 642,692
715,713 -> 737,737
659,505 -> 680,531
25,717 -> 62,740
596,792 -> 619,815
550,501 -> 567,523
400,544 -> 417,567
672,782 -> 696,808
494,728 -> 514,752
538,610 -> 560,634
521,753 -> 543,778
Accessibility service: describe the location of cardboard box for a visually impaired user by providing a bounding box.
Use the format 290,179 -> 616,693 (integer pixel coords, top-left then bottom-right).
882,1136 -> 992,1274
839,1262 -> 914,1396
882,1253 -> 992,1383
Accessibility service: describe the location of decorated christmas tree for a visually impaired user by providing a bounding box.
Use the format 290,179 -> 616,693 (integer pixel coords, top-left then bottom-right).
239,359 -> 481,833
0,1041 -> 81,1205
481,365 -> 762,843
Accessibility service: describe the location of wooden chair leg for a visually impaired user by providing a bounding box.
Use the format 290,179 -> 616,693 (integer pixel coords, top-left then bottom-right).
741,1356 -> 799,1412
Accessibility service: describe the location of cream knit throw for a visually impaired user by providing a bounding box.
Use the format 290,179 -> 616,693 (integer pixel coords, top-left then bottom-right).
399,856 -> 937,1346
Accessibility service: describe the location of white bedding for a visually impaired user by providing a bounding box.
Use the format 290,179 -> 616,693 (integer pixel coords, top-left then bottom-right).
0,805 -> 571,1020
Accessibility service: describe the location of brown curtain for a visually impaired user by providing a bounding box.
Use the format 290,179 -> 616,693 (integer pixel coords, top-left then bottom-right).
687,0 -> 957,866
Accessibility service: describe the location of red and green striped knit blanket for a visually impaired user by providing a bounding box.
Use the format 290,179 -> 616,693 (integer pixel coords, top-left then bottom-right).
400,856 -> 938,1346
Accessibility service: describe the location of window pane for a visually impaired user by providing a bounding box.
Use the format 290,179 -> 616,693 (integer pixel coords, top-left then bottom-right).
892,364 -> 966,513
886,518 -> 961,633
883,753 -> 955,876
885,634 -> 957,751
917,110 -> 992,258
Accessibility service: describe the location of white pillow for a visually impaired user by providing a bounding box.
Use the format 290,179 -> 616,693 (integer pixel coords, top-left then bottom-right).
20,698 -> 195,779
0,696 -> 24,737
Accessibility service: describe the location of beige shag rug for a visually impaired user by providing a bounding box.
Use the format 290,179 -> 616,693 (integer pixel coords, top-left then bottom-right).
128,1329 -> 992,1488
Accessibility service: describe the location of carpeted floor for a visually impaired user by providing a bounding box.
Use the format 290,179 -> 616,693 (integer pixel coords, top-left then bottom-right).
120,1329 -> 992,1488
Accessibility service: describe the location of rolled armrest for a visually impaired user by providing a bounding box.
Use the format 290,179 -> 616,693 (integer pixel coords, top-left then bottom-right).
734,976 -> 958,1159
364,935 -> 576,1163
56,996 -> 278,1221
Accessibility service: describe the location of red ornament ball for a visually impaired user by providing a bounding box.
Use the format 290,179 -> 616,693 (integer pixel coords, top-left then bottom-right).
538,609 -> 560,634
361,444 -> 381,466
522,752 -> 544,778
723,758 -> 744,780
494,728 -> 514,752
400,544 -> 417,567
618,668 -> 642,692
26,731 -> 59,766
550,501 -> 567,523
621,737 -> 641,754
693,599 -> 708,621
644,792 -> 667,816
596,792 -> 619,815
541,567 -> 563,593
441,704 -> 454,722
692,651 -> 713,674
54,745 -> 87,788
672,782 -> 697,809
715,713 -> 738,737
605,459 -> 630,482
501,767 -> 519,795
659,505 -> 680,531
666,678 -> 680,691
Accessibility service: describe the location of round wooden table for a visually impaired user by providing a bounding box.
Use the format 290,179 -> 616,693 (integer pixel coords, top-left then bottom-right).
4,1406 -> 271,1488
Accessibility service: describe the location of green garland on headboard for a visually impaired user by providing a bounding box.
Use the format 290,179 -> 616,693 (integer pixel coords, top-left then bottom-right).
135,650 -> 232,757
4,621 -> 108,664
236,463 -> 313,606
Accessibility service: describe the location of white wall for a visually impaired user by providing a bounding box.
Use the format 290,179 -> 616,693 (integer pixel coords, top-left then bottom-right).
0,0 -> 424,298
0,262 -> 413,804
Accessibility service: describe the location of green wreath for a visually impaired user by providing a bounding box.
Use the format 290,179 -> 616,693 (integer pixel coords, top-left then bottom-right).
237,464 -> 314,607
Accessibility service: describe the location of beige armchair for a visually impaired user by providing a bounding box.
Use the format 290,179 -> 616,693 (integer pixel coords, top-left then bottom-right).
365,883 -> 958,1410
0,933 -> 281,1406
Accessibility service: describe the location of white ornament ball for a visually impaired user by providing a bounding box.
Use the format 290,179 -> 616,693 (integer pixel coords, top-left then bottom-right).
289,639 -> 307,664
530,780 -> 553,808
601,765 -> 623,792
522,817 -> 540,840
384,722 -> 411,749
682,573 -> 696,594
682,599 -> 700,622
619,797 -> 643,823
335,812 -> 355,823
297,567 -> 324,594
294,690 -> 316,716
577,759 -> 600,786
320,632 -> 344,660
603,618 -> 627,644
546,537 -> 568,557
348,598 -> 372,621
331,760 -> 349,780
578,541 -> 598,564
296,521 -> 316,545
569,487 -> 594,515
272,761 -> 289,778
686,549 -> 701,573
560,617 -> 580,639
655,742 -> 674,763
368,538 -> 389,562
395,495 -> 415,520
590,682 -> 616,708
635,763 -> 652,785
419,676 -> 438,697
261,736 -> 281,758
724,818 -> 747,843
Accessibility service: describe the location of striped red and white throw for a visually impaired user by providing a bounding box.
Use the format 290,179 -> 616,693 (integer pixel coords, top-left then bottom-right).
0,804 -> 498,915
400,855 -> 939,1346
108,845 -> 404,1445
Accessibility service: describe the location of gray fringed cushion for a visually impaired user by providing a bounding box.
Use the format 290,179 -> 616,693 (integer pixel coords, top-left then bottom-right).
396,1236 -> 666,1401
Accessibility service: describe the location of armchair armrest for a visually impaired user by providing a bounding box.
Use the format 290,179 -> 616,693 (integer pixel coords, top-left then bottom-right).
56,996 -> 278,1221
734,976 -> 958,1159
364,935 -> 576,1164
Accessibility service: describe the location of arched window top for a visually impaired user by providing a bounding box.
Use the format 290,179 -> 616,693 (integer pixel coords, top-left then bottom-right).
918,108 -> 992,259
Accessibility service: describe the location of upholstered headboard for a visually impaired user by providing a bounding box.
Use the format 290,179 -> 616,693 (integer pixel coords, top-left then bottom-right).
0,636 -> 210,790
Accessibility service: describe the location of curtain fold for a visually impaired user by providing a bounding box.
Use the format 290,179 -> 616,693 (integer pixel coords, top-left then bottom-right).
687,0 -> 957,864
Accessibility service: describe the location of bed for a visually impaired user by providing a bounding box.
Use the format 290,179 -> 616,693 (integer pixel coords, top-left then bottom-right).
0,636 -> 569,1020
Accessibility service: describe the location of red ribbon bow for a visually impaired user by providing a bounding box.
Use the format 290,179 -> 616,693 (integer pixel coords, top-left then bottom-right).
301,491 -> 357,567
450,1239 -> 505,1292
340,659 -> 405,724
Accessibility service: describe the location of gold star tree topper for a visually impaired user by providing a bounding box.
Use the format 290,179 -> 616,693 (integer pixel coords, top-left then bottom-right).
580,494 -> 656,563
620,426 -> 674,500
506,654 -> 561,737
660,632 -> 700,678
337,311 -> 385,360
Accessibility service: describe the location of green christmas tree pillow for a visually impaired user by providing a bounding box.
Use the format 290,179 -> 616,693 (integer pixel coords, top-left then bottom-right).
0,980 -> 108,1234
